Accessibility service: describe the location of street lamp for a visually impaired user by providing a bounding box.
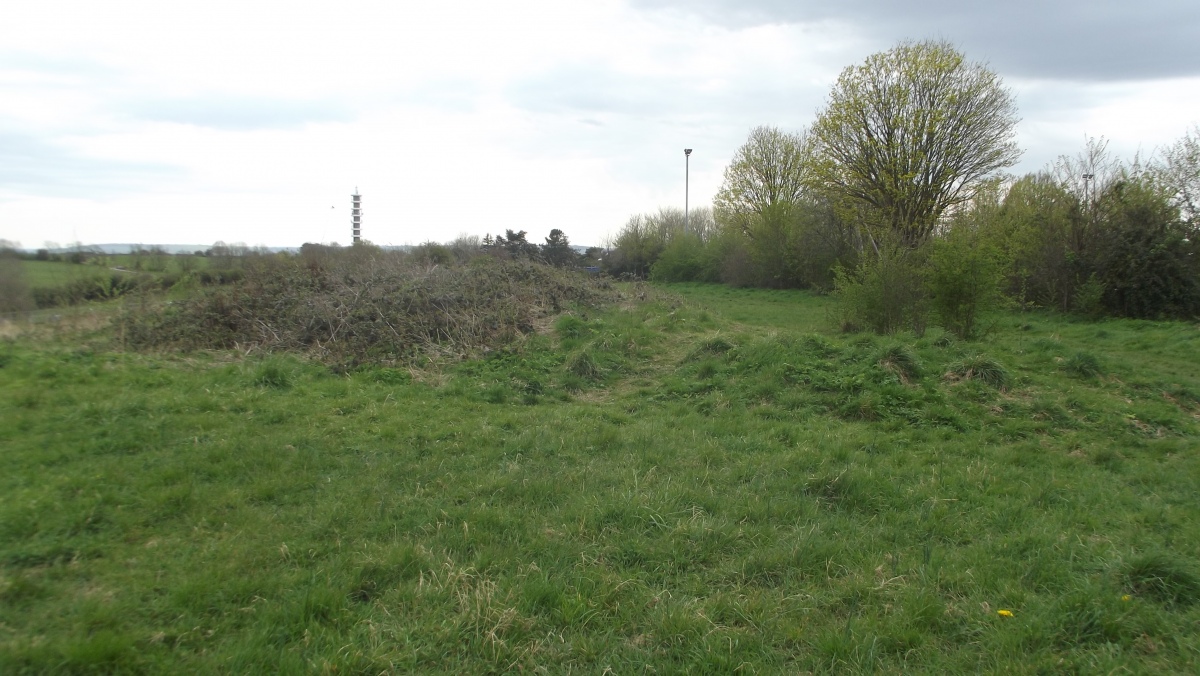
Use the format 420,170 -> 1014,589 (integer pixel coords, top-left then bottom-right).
684,149 -> 693,233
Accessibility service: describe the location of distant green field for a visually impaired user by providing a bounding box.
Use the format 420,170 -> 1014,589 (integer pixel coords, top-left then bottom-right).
20,260 -> 116,289
21,255 -> 210,290
1,285 -> 1198,672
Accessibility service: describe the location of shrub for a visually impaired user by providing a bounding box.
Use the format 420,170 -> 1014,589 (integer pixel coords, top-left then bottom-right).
650,233 -> 720,283
1091,178 -> 1200,318
925,227 -> 1006,339
833,248 -> 928,335
1071,274 -> 1106,319
30,273 -> 147,309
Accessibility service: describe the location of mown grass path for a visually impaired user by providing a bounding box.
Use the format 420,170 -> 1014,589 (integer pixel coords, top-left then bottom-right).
2,286 -> 1198,673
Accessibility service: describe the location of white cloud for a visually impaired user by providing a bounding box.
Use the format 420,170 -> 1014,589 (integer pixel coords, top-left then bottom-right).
1,0 -> 1198,248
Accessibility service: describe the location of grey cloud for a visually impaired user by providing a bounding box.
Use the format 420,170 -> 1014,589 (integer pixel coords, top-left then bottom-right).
505,62 -> 828,186
126,97 -> 350,130
634,0 -> 1200,81
508,63 -> 823,121
0,131 -> 183,197
509,65 -> 686,117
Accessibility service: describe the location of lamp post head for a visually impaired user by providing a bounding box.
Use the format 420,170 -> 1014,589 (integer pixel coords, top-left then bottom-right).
684,148 -> 692,157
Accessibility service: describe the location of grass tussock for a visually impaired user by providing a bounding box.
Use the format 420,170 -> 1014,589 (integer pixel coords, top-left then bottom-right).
1124,552 -> 1200,607
1063,351 -> 1104,379
945,354 -> 1009,389
877,343 -> 922,383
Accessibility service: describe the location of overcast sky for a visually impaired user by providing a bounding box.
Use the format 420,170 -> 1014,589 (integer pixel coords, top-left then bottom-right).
1,0 -> 1197,249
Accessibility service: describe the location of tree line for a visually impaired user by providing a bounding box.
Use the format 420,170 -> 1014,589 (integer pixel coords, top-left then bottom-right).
602,40 -> 1200,334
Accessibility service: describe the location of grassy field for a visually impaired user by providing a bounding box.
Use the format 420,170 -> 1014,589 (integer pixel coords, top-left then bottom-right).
1,284 -> 1198,672
21,260 -> 122,290
22,256 -> 210,290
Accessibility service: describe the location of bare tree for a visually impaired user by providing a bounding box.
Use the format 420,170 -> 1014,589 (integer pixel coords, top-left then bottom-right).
1154,125 -> 1200,226
1052,136 -> 1122,212
449,234 -> 483,263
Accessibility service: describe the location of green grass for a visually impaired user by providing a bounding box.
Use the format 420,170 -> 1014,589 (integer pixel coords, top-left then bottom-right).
21,260 -> 119,289
22,256 -> 210,290
1,287 -> 1198,672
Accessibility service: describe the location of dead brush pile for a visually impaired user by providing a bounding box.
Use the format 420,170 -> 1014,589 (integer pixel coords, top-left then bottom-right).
119,255 -> 621,366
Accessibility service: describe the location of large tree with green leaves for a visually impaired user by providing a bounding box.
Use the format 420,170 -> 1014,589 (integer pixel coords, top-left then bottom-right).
713,125 -> 809,237
808,40 -> 1022,249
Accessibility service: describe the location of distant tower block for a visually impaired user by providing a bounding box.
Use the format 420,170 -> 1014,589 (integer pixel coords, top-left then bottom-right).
351,189 -> 362,244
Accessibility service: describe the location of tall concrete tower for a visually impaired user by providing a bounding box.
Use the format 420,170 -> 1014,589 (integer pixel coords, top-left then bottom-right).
351,189 -> 362,244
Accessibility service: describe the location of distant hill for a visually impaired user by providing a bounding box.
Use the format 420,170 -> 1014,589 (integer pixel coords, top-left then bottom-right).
28,244 -> 298,255
16,243 -> 599,256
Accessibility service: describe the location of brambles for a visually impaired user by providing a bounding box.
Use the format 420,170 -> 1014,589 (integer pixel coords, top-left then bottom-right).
120,255 -> 620,367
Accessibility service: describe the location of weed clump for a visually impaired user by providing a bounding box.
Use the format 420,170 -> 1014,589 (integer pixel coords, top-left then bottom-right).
945,354 -> 1009,389
686,335 -> 735,361
251,358 -> 293,389
554,315 -> 590,340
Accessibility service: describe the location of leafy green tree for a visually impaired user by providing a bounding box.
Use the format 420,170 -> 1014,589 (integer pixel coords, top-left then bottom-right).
808,40 -> 1022,249
541,229 -> 576,268
989,173 -> 1088,311
494,230 -> 540,260
713,126 -> 856,289
714,126 -> 809,237
925,224 -> 1006,339
650,232 -> 721,283
603,215 -> 666,278
1091,177 -> 1200,318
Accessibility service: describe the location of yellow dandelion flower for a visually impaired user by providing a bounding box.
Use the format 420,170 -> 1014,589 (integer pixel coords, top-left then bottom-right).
1122,595 -> 1132,602
997,609 -> 1013,617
